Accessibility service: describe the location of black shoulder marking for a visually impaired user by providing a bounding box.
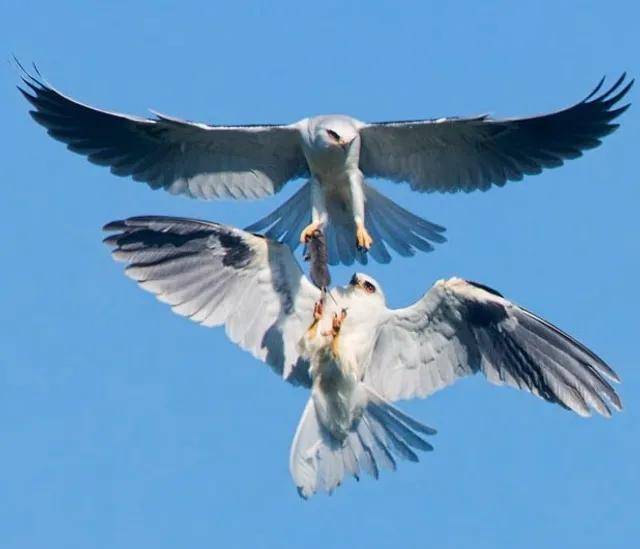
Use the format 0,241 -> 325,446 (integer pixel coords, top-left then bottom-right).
218,232 -> 254,269
464,280 -> 504,298
112,228 -> 213,249
465,301 -> 508,327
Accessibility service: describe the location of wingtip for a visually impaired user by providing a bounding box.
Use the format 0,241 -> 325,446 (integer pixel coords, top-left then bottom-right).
606,369 -> 622,385
296,486 -> 310,500
31,61 -> 43,79
16,83 -> 36,102
603,73 -> 627,99
584,75 -> 606,101
102,235 -> 120,247
609,394 -> 623,413
598,73 -> 633,103
10,54 -> 27,75
102,219 -> 126,232
583,73 -> 634,105
11,56 -> 43,86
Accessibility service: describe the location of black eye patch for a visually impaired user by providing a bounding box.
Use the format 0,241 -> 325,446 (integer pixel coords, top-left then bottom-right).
326,129 -> 340,140
363,281 -> 376,293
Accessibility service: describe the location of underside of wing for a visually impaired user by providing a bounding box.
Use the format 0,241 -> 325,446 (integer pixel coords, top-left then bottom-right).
359,75 -> 633,192
18,61 -> 309,200
364,278 -> 621,417
103,216 -> 321,385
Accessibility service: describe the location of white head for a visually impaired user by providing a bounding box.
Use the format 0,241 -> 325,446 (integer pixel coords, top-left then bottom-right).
341,272 -> 386,308
309,115 -> 360,152
326,273 -> 386,334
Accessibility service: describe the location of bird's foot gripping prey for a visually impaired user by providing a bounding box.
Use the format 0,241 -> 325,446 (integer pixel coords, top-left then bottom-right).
323,308 -> 348,357
324,308 -> 348,339
303,227 -> 331,291
296,290 -> 433,499
306,299 -> 325,339
19,62 -> 631,266
104,216 -> 622,498
299,221 -> 323,244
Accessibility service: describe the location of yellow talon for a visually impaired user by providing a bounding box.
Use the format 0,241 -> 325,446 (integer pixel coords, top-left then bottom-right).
355,221 -> 373,251
306,299 -> 324,339
324,309 -> 347,357
300,221 -> 322,244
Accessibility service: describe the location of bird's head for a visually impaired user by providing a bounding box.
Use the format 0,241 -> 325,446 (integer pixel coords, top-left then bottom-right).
312,116 -> 359,152
346,272 -> 386,307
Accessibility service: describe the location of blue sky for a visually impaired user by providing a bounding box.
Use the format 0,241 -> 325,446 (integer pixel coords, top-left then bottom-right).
1,1 -> 638,547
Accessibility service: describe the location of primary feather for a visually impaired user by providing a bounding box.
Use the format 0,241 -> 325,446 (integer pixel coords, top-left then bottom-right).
364,278 -> 621,417
104,218 -> 622,497
20,62 -> 631,265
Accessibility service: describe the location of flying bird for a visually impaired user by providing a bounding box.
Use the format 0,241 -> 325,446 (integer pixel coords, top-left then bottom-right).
104,216 -> 622,497
18,63 -> 632,265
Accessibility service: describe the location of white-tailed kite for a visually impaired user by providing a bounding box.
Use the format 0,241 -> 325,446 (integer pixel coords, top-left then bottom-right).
104,216 -> 621,498
19,63 -> 632,265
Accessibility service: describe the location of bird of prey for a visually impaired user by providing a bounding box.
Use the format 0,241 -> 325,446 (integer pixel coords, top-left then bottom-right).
104,216 -> 621,498
18,63 -> 632,265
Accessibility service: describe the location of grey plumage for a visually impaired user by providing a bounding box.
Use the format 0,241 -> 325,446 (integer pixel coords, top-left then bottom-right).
291,385 -> 435,498
18,63 -> 308,201
103,216 -> 319,385
359,74 -> 633,192
364,278 -> 621,417
104,218 -> 622,497
19,61 -> 632,265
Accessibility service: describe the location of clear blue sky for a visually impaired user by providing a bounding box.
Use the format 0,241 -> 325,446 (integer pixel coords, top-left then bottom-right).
2,1 -> 638,548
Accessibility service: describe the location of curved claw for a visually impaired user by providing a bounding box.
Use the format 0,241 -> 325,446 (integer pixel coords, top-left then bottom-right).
356,222 -> 373,251
300,221 -> 322,244
313,299 -> 324,321
324,308 -> 347,337
334,308 -> 347,332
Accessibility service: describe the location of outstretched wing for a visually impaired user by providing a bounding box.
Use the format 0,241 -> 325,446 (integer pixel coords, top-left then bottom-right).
359,75 -> 632,193
104,217 -> 322,385
363,278 -> 621,417
18,64 -> 308,200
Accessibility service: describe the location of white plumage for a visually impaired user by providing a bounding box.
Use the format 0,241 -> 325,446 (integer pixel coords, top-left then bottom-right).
20,62 -> 632,265
104,217 -> 621,497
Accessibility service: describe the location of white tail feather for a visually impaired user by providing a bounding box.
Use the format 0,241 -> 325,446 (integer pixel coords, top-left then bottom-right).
289,384 -> 435,498
246,181 -> 446,265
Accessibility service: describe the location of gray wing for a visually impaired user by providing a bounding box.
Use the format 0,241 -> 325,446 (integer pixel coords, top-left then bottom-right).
104,216 -> 322,386
363,278 -> 621,417
19,64 -> 309,200
359,75 -> 632,193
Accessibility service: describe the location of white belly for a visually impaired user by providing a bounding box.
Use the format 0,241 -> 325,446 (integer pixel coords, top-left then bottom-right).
310,348 -> 361,442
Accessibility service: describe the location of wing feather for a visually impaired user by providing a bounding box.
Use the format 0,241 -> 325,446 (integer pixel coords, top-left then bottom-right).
104,216 -> 321,385
18,63 -> 309,200
359,76 -> 632,193
363,278 -> 621,417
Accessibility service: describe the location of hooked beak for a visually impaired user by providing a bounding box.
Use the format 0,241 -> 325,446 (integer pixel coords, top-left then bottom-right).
338,137 -> 352,151
349,273 -> 359,286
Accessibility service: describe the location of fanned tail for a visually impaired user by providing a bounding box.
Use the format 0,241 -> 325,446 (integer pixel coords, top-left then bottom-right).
289,385 -> 436,499
246,180 -> 447,266
363,183 -> 447,264
245,182 -> 312,250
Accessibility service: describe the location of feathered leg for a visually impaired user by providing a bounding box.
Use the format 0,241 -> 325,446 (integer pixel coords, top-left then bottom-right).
349,172 -> 373,251
300,178 -> 327,244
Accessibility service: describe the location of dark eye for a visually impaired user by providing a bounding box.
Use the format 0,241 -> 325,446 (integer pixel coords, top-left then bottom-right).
363,281 -> 376,293
326,129 -> 340,140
